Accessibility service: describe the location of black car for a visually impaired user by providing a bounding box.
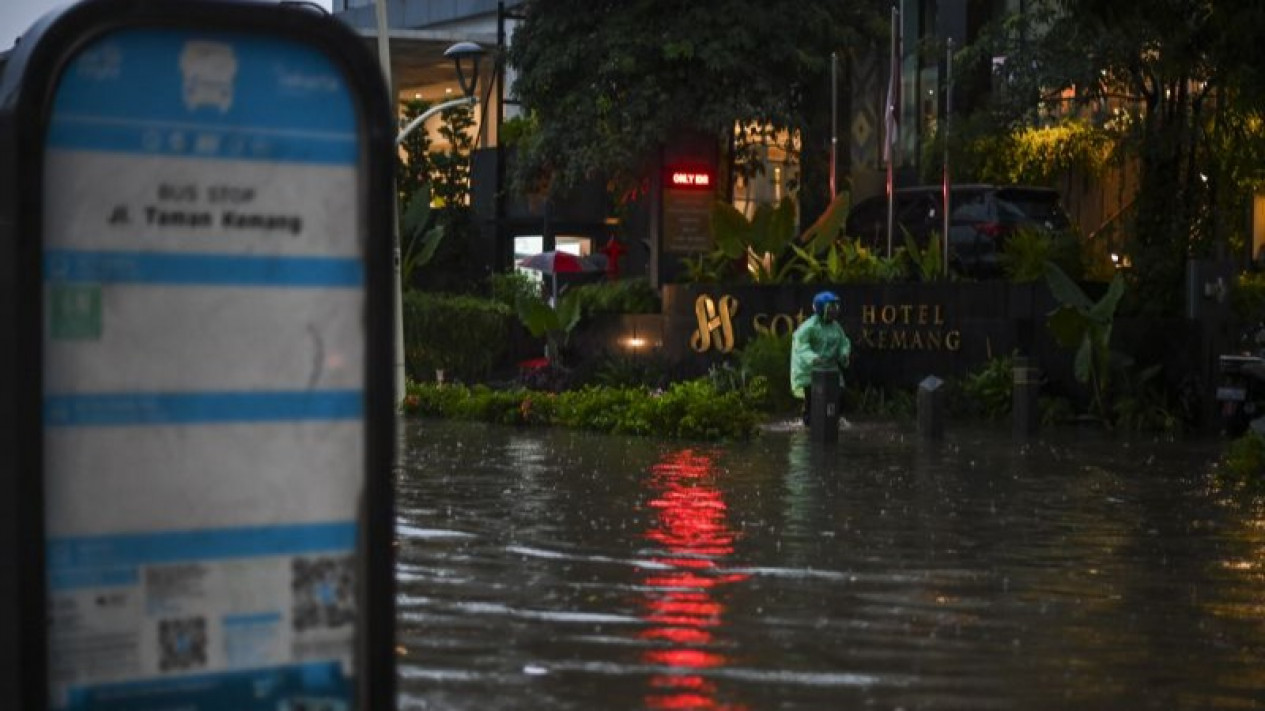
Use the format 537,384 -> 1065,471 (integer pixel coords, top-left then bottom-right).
845,184 -> 1073,278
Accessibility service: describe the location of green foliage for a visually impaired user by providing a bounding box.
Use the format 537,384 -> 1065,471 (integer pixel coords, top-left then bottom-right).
958,1 -> 1265,316
506,1 -> 882,194
396,100 -> 432,207
403,383 -> 554,426
404,378 -> 764,441
677,251 -> 731,283
735,331 -> 797,413
1222,432 -> 1265,481
402,293 -> 513,382
429,104 -> 476,210
1044,261 -> 1126,420
1001,227 -> 1083,283
399,183 -> 444,291
790,239 -> 905,284
1231,270 -> 1265,322
462,385 -> 532,425
711,197 -> 799,283
1110,364 -> 1182,433
568,278 -> 661,315
1039,395 -> 1076,426
487,270 -> 541,309
402,380 -> 471,417
499,112 -> 539,147
515,292 -> 583,365
705,363 -> 771,416
397,100 -> 475,210
798,191 -> 853,255
960,121 -> 1116,187
768,192 -> 903,285
956,353 -> 1016,420
903,229 -> 947,282
847,385 -> 916,420
587,353 -> 671,389
395,100 -> 483,293
627,379 -> 761,440
687,192 -> 906,286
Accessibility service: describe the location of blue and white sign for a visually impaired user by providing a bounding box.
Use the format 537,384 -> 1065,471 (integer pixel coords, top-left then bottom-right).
43,27 -> 365,711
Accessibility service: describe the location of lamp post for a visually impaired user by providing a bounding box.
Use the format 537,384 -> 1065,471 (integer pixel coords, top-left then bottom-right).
396,43 -> 486,146
390,42 -> 486,405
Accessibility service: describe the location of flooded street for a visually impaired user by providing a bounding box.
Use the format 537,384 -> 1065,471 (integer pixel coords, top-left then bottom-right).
394,418 -> 1265,710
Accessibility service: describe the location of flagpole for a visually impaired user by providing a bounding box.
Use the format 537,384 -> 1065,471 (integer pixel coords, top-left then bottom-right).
830,51 -> 838,199
942,38 -> 952,277
885,4 -> 900,260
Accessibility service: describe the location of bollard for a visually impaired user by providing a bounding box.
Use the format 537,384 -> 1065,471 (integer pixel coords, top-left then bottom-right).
810,368 -> 841,444
918,375 -> 945,439
1013,356 -> 1041,437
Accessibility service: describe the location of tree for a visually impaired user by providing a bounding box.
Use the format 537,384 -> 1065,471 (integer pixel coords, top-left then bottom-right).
396,99 -> 481,292
961,0 -> 1265,315
507,0 -> 885,207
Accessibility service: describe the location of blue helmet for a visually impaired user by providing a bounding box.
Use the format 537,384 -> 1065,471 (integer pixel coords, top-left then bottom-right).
812,291 -> 840,315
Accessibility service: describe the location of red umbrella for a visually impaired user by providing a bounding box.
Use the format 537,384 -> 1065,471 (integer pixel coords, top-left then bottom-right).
517,250 -> 603,274
518,250 -> 603,301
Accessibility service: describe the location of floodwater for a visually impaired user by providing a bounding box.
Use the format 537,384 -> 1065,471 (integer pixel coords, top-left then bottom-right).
394,418 -> 1265,710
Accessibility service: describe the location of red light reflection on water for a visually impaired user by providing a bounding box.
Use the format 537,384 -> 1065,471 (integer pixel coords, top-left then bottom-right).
639,449 -> 749,710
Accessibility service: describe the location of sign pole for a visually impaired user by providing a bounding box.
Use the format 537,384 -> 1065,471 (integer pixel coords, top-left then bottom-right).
373,0 -> 407,408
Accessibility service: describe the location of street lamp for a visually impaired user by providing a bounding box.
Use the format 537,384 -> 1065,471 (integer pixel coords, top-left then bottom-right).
395,42 -> 485,145
446,41 -> 485,98
390,42 -> 487,406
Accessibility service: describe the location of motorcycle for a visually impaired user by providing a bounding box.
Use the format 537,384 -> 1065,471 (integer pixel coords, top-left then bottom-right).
1216,322 -> 1265,437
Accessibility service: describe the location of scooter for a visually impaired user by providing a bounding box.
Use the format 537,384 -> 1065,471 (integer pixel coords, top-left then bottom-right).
1216,322 -> 1265,437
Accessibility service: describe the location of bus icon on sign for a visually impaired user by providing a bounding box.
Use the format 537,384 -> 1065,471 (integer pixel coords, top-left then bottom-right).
179,41 -> 237,113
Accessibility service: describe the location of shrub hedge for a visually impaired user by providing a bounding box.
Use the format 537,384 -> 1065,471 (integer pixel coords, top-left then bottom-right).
402,292 -> 514,382
403,378 -> 763,441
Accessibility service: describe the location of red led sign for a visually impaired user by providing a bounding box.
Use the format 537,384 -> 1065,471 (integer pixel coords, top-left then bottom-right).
667,168 -> 713,190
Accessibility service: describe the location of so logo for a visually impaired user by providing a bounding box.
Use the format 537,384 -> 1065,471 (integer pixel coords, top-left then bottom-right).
689,294 -> 738,353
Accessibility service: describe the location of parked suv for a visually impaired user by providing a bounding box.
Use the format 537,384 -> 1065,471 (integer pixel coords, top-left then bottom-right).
845,184 -> 1073,278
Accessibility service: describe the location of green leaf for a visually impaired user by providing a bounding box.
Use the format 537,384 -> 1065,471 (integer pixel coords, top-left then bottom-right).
710,201 -> 751,259
555,292 -> 583,335
1137,363 -> 1162,384
752,196 -> 796,255
748,203 -> 775,252
515,296 -> 559,338
415,225 -> 444,266
800,191 -> 851,255
1043,261 -> 1093,309
1088,272 -> 1126,322
826,243 -> 842,278
1047,305 -> 1089,348
400,182 -> 433,240
1074,337 -> 1093,384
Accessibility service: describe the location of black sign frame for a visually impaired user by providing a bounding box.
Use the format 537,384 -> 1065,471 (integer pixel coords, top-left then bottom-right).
0,1 -> 396,709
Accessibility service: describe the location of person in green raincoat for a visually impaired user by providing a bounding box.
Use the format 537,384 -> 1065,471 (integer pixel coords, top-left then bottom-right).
790,291 -> 851,426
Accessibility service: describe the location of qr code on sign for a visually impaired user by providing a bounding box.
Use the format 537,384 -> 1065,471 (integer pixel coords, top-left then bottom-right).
158,616 -> 207,671
291,556 -> 355,632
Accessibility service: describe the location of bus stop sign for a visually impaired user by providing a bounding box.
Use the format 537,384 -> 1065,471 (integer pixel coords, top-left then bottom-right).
0,1 -> 396,709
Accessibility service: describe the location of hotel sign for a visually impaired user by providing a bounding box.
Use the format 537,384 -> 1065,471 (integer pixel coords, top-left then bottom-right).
688,293 -> 964,354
